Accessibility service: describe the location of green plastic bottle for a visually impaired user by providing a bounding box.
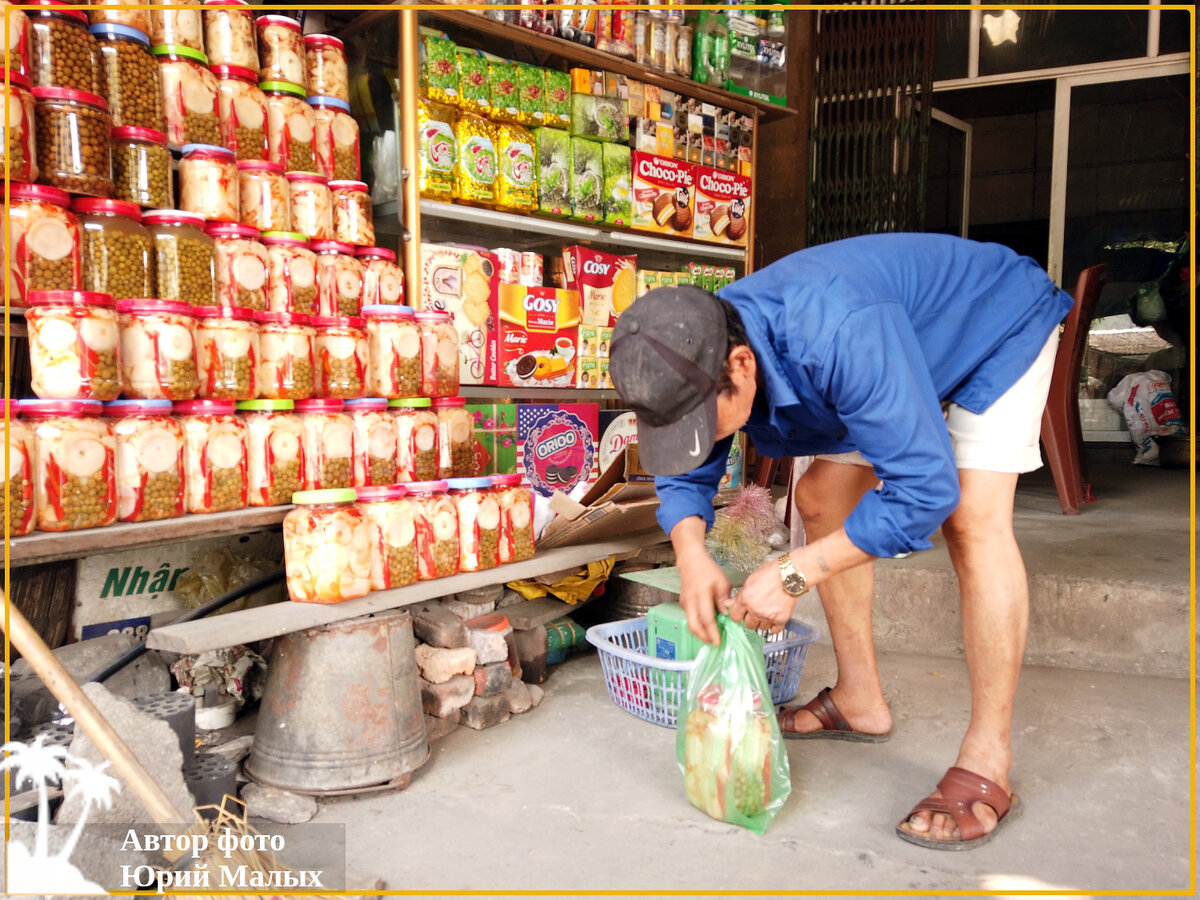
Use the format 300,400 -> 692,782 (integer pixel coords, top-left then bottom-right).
692,11 -> 730,87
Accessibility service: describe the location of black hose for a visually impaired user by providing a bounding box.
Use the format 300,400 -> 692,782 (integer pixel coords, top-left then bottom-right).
84,569 -> 286,685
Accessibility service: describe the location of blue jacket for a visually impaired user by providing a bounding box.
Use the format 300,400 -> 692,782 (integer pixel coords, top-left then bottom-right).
654,234 -> 1074,558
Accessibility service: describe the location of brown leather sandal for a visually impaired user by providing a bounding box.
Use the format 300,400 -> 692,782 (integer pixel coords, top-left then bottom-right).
896,766 -> 1022,850
778,686 -> 891,742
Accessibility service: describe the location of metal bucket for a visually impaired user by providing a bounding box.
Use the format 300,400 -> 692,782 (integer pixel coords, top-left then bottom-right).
246,609 -> 429,794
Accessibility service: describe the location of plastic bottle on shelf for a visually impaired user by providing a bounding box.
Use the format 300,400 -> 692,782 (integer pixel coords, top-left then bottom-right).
692,10 -> 730,88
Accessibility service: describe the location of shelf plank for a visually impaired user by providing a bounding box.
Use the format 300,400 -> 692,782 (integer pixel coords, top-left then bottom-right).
146,529 -> 667,654
460,385 -> 619,401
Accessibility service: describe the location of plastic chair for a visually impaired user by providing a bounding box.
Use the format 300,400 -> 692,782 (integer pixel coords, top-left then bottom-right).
1040,263 -> 1109,514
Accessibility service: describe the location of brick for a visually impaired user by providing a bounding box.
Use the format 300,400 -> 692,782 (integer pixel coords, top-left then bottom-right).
505,680 -> 533,714
412,604 -> 470,649
473,662 -> 513,697
461,694 -> 511,730
512,626 -> 548,684
413,644 -> 476,684
528,684 -> 545,708
423,710 -> 460,742
420,675 -> 475,717
467,627 -> 509,665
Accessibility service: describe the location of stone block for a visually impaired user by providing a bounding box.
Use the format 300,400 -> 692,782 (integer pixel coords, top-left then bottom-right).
496,588 -> 526,609
241,782 -> 318,824
423,710 -> 460,742
411,604 -> 470,649
461,694 -> 511,730
420,674 -> 475,717
467,627 -> 509,665
443,585 -> 500,620
505,680 -> 534,714
512,626 -> 548,684
473,662 -> 513,697
528,684 -> 545,708
413,644 -> 476,684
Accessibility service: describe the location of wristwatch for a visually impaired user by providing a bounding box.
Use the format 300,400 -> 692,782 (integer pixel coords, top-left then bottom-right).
778,555 -> 809,597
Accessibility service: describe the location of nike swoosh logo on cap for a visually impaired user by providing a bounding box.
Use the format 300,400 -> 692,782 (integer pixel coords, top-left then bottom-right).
688,429 -> 702,457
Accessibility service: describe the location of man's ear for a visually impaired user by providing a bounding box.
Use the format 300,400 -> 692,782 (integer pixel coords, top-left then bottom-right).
729,344 -> 756,384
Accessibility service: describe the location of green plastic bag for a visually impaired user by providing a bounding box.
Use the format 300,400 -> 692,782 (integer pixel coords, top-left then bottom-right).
675,615 -> 791,834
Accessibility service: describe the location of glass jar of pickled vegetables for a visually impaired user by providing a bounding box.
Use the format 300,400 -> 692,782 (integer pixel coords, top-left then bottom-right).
4,401 -> 36,537
20,398 -> 116,531
104,398 -> 185,522
174,398 -> 246,512
303,34 -> 347,103
179,143 -> 238,223
344,397 -> 396,488
356,485 -> 418,590
142,209 -> 215,306
283,488 -> 372,603
255,15 -> 305,88
406,479 -> 458,580
110,125 -> 172,208
2,1 -> 32,78
206,223 -> 269,311
2,69 -> 38,183
357,247 -> 404,306
312,315 -> 366,399
27,1 -> 103,93
202,0 -> 256,70
390,397 -> 438,483
237,398 -> 302,506
285,171 -> 331,240
414,309 -> 459,398
88,0 -> 150,36
261,231 -> 317,314
193,305 -> 258,400
254,310 -> 314,401
491,472 -> 534,563
237,159 -> 289,234
26,289 -> 121,401
152,44 -> 219,149
363,305 -> 419,400
212,64 -> 267,161
312,241 -> 364,317
295,398 -> 352,490
432,396 -> 474,479
308,94 -> 359,181
90,23 -> 163,130
328,180 -> 373,247
149,0 -> 202,52
72,197 -> 155,301
30,86 -> 113,197
262,80 -> 315,173
8,183 -> 81,305
445,476 -> 500,572
116,298 -> 198,400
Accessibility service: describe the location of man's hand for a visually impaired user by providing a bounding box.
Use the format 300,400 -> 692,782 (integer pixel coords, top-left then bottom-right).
727,557 -> 797,633
676,548 -> 731,646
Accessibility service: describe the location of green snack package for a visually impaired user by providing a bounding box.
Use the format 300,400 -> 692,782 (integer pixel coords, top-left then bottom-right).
421,34 -> 458,104
489,59 -> 520,123
570,93 -> 629,143
536,127 -> 572,217
677,615 -> 791,835
517,63 -> 545,126
457,50 -> 490,114
602,142 -> 631,226
544,69 -> 571,128
571,137 -> 603,222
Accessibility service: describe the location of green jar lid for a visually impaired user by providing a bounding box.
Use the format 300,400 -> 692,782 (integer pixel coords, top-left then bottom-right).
259,80 -> 306,98
291,488 -> 357,505
237,399 -> 295,411
151,44 -> 209,65
388,397 -> 431,408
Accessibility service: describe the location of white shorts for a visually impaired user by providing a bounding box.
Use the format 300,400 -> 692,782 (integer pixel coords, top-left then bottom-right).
819,331 -> 1059,475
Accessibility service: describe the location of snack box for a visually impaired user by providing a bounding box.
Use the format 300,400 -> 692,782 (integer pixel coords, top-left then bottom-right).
631,151 -> 695,238
496,284 -> 581,390
692,165 -> 751,246
570,93 -> 629,143
563,245 -> 637,326
571,137 -> 604,222
602,143 -> 632,227
516,402 -> 599,501
419,243 -> 499,384
536,127 -> 571,217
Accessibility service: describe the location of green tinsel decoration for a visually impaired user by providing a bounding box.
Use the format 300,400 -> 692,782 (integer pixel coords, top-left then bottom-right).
704,485 -> 781,574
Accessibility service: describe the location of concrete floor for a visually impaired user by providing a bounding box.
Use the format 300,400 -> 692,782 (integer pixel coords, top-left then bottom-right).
306,450 -> 1196,896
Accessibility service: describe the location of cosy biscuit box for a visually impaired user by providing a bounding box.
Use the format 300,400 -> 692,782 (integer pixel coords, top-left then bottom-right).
692,165 -> 751,246
495,283 -> 581,389
419,243 -> 499,384
631,151 -> 695,238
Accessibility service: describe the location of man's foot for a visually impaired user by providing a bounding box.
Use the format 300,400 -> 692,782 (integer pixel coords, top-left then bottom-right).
778,686 -> 892,742
896,766 -> 1019,849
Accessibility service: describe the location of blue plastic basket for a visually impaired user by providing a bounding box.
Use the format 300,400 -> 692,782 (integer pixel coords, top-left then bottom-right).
585,617 -> 819,728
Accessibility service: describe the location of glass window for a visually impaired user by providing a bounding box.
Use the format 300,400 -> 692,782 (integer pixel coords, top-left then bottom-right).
978,9 -> 1150,75
1158,11 -> 1190,55
933,11 -> 971,81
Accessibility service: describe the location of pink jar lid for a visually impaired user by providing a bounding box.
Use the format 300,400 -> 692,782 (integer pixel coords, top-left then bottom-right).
431,396 -> 465,409
31,86 -> 109,110
205,222 -> 261,240
260,231 -> 308,246
9,183 -> 71,206
193,305 -> 257,321
237,159 -> 285,174
143,209 -> 206,227
19,399 -> 103,418
182,143 -> 236,161
355,484 -> 407,502
361,304 -> 413,319
117,299 -> 194,317
285,171 -> 329,186
203,0 -> 249,7
256,14 -> 301,31
309,240 -> 354,254
211,63 -> 258,81
103,398 -> 174,417
294,398 -> 345,413
343,397 -> 388,411
490,473 -> 524,488
174,400 -> 237,415
2,399 -> 19,418
71,197 -> 142,220
1,69 -> 31,91
111,125 -> 168,145
27,0 -> 89,25
303,33 -> 344,50
311,315 -> 365,328
254,310 -> 311,326
413,310 -> 451,323
355,246 -> 395,262
404,479 -> 449,493
328,180 -> 368,193
27,289 -> 116,309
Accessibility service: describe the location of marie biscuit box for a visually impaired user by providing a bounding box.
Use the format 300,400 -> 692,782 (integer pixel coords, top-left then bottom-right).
631,151 -> 695,238
495,283 -> 581,389
692,165 -> 751,246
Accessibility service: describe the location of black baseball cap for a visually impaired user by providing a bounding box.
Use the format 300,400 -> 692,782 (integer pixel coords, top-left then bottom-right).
609,286 -> 727,476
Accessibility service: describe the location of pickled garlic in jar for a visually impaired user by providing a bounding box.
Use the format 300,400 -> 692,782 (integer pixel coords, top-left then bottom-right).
174,399 -> 247,512
390,397 -> 438,483
295,398 -> 353,490
414,309 -> 459,398
311,315 -> 366,399
104,399 -> 185,522
4,403 -> 36,537
363,304 -> 419,400
283,489 -> 372,603
446,476 -> 500,572
254,310 -> 315,400
206,223 -> 269,311
194,305 -> 258,400
261,231 -> 317,315
26,290 -> 121,402
256,15 -> 306,88
356,485 -> 419,591
356,246 -> 404,306
117,299 -> 199,401
238,398 -> 303,506
432,396 -> 474,479
20,399 -> 117,532
407,479 -> 458,580
8,183 -> 82,308
344,397 -> 396,487
491,472 -> 534,563
312,241 -> 364,318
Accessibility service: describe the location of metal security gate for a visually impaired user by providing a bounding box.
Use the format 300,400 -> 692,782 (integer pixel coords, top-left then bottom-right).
807,9 -> 935,245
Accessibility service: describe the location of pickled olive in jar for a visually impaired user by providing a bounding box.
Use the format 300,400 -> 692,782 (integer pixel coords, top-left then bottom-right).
153,44 -> 219,149
142,209 -> 215,306
408,480 -> 458,580
213,65 -> 267,161
295,399 -> 353,491
256,15 -> 305,88
312,241 -> 363,318
236,158 -> 288,231
150,0 -> 202,52
329,180 -> 373,247
286,172 -> 331,240
309,95 -> 359,181
254,310 -> 314,400
31,86 -> 113,198
72,197 -> 155,301
363,304 -> 419,399
262,80 -> 315,172
206,223 -> 268,311
179,143 -> 238,223
26,290 -> 121,402
88,0 -> 150,36
414,310 -> 459,398
174,399 -> 247,512
7,183 -> 81,306
194,305 -> 258,400
4,405 -> 36,536
446,477 -> 500,571
21,399 -> 116,531
344,397 -> 396,487
202,0 -> 257,70
303,34 -> 347,103
1,1 -> 31,78
312,315 -> 366,399
390,397 -> 438,483
2,70 -> 38,183
283,489 -> 372,603
238,399 -> 302,506
90,23 -> 163,129
104,398 -> 184,522
261,231 -> 317,315
356,485 -> 419,590
116,299 -> 199,401
357,247 -> 404,307
432,396 -> 474,480
492,472 -> 534,563
27,2 -> 103,93
110,126 -> 171,208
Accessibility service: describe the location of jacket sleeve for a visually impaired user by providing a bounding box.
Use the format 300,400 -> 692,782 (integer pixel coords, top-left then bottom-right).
654,435 -> 734,536
819,302 -> 961,557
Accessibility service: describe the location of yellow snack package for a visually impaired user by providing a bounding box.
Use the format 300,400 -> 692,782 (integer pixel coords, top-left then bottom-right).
418,98 -> 457,200
495,123 -> 537,212
452,113 -> 498,205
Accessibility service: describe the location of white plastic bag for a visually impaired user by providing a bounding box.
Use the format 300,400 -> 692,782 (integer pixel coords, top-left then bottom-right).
1106,370 -> 1187,465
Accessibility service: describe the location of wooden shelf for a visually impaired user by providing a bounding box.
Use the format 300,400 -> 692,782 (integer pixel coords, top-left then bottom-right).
146,529 -> 666,654
460,385 -> 621,401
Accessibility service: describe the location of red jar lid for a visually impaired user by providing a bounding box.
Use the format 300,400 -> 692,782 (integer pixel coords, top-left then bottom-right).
103,399 -> 174,417
355,246 -> 395,262
204,0 -> 249,7
182,143 -> 235,161
404,479 -> 449,493
431,396 -> 466,409
193,305 -> 256,321
26,0 -> 89,25
343,397 -> 387,412
260,231 -> 308,246
254,310 -> 311,326
256,14 -> 301,31
311,315 -> 365,329
174,400 -> 237,415
285,171 -> 328,186
294,398 -> 345,413
3,399 -> 19,419
143,209 -> 206,227
19,399 -> 103,418
237,159 -> 285,174
1,69 -> 31,91
27,289 -> 116,309
465,612 -> 511,634
210,63 -> 257,82
31,86 -> 109,110
111,125 -> 168,145
309,240 -> 354,254
117,299 -> 194,317
328,180 -> 368,193
355,484 -> 407,502
413,310 -> 451,323
303,33 -> 344,50
490,473 -> 524,488
205,222 -> 260,240
71,197 -> 142,220
9,183 -> 71,207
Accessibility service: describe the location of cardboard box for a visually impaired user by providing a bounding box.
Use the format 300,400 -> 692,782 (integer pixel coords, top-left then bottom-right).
517,403 -> 599,501
539,444 -> 659,549
467,402 -> 517,475
693,165 -> 751,246
496,283 -> 580,388
564,245 -> 637,326
419,243 -> 499,384
631,151 -> 695,238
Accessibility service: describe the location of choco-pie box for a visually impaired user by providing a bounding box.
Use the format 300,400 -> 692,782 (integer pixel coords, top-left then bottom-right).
631,151 -> 695,238
692,165 -> 751,246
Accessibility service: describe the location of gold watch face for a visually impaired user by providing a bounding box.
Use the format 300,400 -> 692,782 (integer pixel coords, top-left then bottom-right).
778,558 -> 807,596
